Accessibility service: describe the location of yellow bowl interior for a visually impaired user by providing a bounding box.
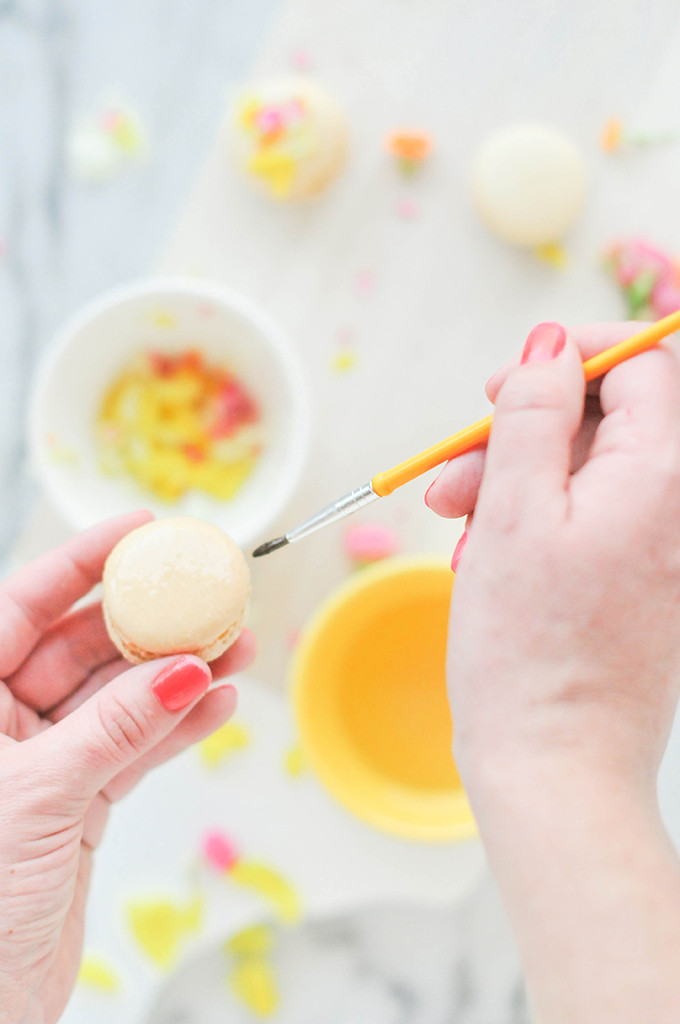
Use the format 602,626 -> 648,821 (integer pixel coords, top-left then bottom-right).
292,557 -> 477,842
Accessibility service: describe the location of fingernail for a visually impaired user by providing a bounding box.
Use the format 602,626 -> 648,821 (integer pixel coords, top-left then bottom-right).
152,657 -> 211,711
520,322 -> 566,365
424,479 -> 437,509
451,530 -> 468,572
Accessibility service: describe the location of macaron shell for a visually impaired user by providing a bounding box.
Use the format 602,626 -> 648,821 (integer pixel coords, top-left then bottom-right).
103,517 -> 250,662
469,122 -> 587,246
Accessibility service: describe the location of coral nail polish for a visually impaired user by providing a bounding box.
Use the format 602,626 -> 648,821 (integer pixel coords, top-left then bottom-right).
152,657 -> 211,711
451,530 -> 468,572
520,322 -> 566,364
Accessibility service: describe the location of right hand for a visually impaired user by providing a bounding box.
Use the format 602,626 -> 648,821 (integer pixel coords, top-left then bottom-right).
426,321 -> 680,798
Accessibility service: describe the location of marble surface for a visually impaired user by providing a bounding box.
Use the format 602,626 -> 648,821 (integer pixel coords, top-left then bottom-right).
146,897 -> 532,1024
5,1 -> 680,1022
0,0 -> 281,568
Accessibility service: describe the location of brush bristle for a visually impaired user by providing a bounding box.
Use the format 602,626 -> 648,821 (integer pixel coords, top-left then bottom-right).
251,536 -> 289,558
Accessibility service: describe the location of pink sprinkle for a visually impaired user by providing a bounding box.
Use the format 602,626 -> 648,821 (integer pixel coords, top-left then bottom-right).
100,109 -> 124,133
202,829 -> 240,873
286,627 -> 302,650
395,198 -> 419,220
337,326 -> 355,347
255,106 -> 285,134
290,48 -> 312,71
354,270 -> 376,295
344,522 -> 399,564
196,302 -> 215,319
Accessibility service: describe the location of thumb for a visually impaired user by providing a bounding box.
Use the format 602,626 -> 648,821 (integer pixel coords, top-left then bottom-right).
33,655 -> 212,802
478,322 -> 585,519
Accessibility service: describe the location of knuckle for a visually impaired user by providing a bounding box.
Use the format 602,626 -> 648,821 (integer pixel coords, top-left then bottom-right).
96,695 -> 152,764
496,372 -> 566,417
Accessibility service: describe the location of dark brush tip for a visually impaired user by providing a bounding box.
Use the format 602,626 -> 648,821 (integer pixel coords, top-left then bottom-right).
251,536 -> 289,558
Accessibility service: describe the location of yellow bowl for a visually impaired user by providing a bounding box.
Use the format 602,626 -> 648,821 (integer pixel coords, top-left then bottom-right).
291,556 -> 477,842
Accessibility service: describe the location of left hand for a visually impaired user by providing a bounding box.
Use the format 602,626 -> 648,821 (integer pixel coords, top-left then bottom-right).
0,511 -> 255,1024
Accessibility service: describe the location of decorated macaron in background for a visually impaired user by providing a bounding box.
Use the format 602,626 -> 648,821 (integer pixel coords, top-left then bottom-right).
103,517 -> 250,664
229,77 -> 350,200
469,121 -> 587,250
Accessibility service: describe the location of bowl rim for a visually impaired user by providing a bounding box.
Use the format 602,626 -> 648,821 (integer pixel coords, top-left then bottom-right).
28,274 -> 311,545
291,555 -> 478,843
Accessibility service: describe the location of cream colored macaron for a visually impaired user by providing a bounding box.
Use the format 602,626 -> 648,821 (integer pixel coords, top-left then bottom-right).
103,517 -> 251,664
230,76 -> 350,201
469,122 -> 587,246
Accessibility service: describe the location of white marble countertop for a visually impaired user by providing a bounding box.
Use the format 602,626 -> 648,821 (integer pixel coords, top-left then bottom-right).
4,1 -> 680,1022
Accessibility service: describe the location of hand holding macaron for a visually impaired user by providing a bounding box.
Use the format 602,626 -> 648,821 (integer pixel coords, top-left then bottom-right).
0,512 -> 254,1024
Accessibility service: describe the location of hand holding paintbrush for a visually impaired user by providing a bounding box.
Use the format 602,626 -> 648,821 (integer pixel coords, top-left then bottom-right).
253,312 -> 680,557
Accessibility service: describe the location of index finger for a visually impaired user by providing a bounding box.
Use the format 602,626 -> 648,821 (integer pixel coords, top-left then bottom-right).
0,510 -> 152,678
485,322 -> 656,402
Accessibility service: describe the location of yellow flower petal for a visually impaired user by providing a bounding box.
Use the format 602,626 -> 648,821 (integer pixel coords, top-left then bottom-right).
199,721 -> 251,768
229,956 -> 280,1017
229,860 -> 301,922
78,954 -> 121,993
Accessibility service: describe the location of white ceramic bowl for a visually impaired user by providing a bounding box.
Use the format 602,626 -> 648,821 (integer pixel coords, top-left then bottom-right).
29,277 -> 310,547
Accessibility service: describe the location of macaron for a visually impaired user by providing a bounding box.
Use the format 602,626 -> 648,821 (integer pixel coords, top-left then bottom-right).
103,517 -> 251,664
230,76 -> 350,201
469,122 -> 587,247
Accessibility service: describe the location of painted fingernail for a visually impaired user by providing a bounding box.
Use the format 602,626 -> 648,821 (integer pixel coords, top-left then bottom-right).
451,530 -> 468,572
520,322 -> 566,365
152,657 -> 211,711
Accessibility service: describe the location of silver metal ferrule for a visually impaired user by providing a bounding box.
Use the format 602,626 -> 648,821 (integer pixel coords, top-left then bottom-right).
286,482 -> 379,544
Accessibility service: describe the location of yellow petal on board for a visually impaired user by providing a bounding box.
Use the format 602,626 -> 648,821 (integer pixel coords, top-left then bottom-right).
331,350 -> 358,373
229,860 -> 301,922
225,923 -> 275,957
199,721 -> 251,768
229,956 -> 280,1017
127,894 -> 203,969
283,744 -> 306,777
533,241 -> 568,269
77,954 -> 121,993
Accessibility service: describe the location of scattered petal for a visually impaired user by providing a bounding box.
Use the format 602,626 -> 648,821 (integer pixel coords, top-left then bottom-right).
600,117 -> 623,153
229,860 -> 301,922
229,956 -> 280,1017
203,829 -> 241,873
331,350 -> 358,373
394,197 -> 419,220
284,744 -> 307,777
604,238 -> 680,318
600,116 -> 677,154
533,241 -> 568,268
46,434 -> 80,466
127,895 -> 203,969
344,521 -> 399,565
336,325 -> 355,347
285,627 -> 302,651
226,923 -> 275,957
77,954 -> 121,993
290,48 -> 313,71
385,130 -> 433,174
199,721 -> 250,768
354,269 -> 376,295
147,309 -> 177,328
67,94 -> 149,184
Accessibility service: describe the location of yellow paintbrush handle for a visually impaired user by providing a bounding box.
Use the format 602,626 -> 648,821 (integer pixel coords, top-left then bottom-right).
371,310 -> 680,499
371,414 -> 493,496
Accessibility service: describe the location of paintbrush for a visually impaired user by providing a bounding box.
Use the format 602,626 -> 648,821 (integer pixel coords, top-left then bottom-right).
252,311 -> 680,557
